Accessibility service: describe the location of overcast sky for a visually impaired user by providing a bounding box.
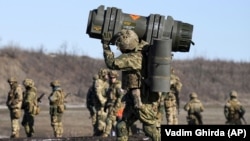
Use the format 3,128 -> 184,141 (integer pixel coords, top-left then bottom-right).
0,0 -> 249,62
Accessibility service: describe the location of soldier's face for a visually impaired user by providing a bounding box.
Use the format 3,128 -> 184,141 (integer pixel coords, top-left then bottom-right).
109,77 -> 116,83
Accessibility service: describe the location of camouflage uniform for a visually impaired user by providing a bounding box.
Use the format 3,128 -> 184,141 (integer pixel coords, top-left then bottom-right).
156,69 -> 181,126
102,29 -> 160,141
93,68 -> 109,136
224,90 -> 246,125
163,92 -> 178,125
6,77 -> 23,138
21,79 -> 39,137
102,70 -> 125,137
184,92 -> 204,125
169,69 -> 182,114
48,80 -> 65,137
86,74 -> 98,135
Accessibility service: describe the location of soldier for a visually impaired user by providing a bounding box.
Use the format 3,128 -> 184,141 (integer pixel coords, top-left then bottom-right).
93,68 -> 109,136
184,92 -> 204,125
21,78 -> 39,137
163,92 -> 178,125
101,29 -> 160,141
48,80 -> 65,137
224,90 -> 246,125
102,70 -> 125,137
6,77 -> 23,138
170,68 -> 182,114
86,74 -> 98,136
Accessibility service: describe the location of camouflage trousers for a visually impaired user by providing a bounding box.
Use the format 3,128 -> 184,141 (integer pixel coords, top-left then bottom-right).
103,107 -> 118,137
225,119 -> 242,125
9,109 -> 22,138
165,106 -> 178,125
50,112 -> 63,137
186,114 -> 203,125
94,107 -> 107,136
116,100 -> 160,141
22,112 -> 35,137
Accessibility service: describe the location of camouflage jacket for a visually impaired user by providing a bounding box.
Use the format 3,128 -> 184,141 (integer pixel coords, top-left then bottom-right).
224,98 -> 245,120
184,98 -> 204,115
6,83 -> 23,110
22,87 -> 38,113
48,87 -> 65,106
106,80 -> 124,109
94,78 -> 109,108
170,74 -> 182,93
103,42 -> 147,89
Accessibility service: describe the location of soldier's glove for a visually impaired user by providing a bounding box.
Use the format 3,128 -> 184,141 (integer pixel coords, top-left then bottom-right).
102,32 -> 112,45
102,32 -> 112,50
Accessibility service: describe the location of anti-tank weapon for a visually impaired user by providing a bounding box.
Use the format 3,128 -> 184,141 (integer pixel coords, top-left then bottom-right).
86,5 -> 195,94
86,5 -> 194,51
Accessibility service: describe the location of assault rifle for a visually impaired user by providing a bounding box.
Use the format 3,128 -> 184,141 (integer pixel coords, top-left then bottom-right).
37,93 -> 45,103
64,93 -> 72,103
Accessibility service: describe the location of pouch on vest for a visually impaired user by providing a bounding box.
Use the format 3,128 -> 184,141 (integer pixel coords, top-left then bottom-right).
57,104 -> 65,113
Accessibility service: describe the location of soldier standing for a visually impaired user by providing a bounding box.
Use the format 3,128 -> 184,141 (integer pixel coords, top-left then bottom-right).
102,70 -> 125,137
86,74 -> 98,135
163,92 -> 178,125
224,90 -> 246,125
93,68 -> 109,136
101,29 -> 160,141
184,92 -> 204,125
21,78 -> 39,137
169,68 -> 182,114
6,77 -> 23,138
48,80 -> 65,137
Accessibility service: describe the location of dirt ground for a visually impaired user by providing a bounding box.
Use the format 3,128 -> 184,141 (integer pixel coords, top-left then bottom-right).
0,104 -> 249,140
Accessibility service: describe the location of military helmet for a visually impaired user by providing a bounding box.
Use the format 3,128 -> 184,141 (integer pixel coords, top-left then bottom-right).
98,68 -> 109,77
229,90 -> 237,98
23,79 -> 34,87
7,77 -> 17,83
109,70 -> 119,78
190,92 -> 197,98
115,29 -> 139,52
50,80 -> 60,87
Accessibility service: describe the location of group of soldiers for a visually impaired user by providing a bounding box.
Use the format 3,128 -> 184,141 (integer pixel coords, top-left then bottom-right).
5,29 -> 246,140
86,68 -> 125,137
86,29 -> 247,141
6,77 -> 66,138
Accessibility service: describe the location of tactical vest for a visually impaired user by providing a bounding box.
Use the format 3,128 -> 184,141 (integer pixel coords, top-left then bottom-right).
122,69 -> 141,89
227,100 -> 241,119
189,100 -> 202,114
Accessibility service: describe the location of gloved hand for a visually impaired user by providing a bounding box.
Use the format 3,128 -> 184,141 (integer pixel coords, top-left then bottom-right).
102,32 -> 112,45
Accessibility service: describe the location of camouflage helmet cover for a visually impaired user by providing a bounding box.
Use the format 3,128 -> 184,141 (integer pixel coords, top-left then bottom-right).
7,77 -> 17,83
23,78 -> 34,87
109,70 -> 119,78
190,92 -> 197,98
230,90 -> 237,97
98,68 -> 109,77
50,80 -> 60,87
115,29 -> 139,51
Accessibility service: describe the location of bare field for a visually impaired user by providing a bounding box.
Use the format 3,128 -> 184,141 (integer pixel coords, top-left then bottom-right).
0,104 -> 249,139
